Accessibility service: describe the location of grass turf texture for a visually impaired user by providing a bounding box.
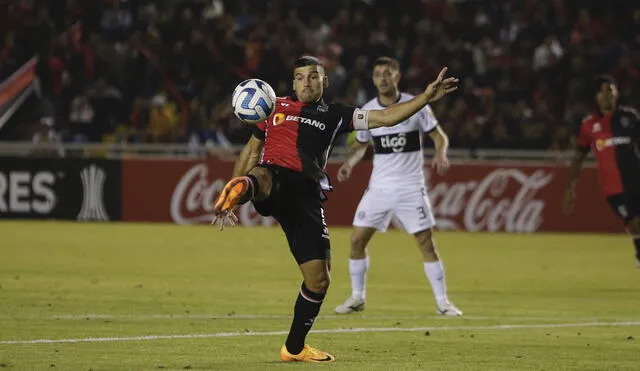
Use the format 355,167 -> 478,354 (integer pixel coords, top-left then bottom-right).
0,221 -> 638,370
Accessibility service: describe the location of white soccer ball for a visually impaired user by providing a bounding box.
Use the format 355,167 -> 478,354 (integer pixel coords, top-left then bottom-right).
231,79 -> 277,124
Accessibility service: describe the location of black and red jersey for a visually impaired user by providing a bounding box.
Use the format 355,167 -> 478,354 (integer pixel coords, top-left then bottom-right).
576,106 -> 640,196
253,97 -> 359,185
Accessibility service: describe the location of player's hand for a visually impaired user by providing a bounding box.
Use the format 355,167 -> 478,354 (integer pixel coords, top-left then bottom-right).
431,153 -> 450,175
562,187 -> 576,215
424,67 -> 458,103
211,208 -> 239,231
337,163 -> 352,182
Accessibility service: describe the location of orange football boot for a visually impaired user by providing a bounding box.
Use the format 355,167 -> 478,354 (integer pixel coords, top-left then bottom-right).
213,177 -> 252,215
280,344 -> 335,363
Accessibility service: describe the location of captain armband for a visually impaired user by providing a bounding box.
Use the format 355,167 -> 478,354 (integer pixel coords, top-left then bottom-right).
352,109 -> 369,130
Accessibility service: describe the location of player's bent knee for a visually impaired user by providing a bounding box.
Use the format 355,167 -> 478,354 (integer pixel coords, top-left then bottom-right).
350,227 -> 375,252
414,228 -> 433,246
306,276 -> 330,294
351,233 -> 367,251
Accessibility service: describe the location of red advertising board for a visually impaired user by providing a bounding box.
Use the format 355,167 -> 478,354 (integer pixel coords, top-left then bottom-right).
121,158 -> 623,233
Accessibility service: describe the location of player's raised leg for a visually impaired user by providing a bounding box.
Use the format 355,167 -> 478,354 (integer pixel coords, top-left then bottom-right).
213,167 -> 272,220
280,258 -> 335,363
414,228 -> 462,316
334,227 -> 375,314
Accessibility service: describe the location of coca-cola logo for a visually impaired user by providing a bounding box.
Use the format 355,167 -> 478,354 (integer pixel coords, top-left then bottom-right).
170,164 -> 276,226
426,168 -> 554,232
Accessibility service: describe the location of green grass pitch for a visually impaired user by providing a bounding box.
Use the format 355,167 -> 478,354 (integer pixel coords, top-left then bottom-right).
0,221 -> 639,370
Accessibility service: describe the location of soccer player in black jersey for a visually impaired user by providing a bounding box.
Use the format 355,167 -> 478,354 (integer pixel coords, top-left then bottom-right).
213,56 -> 458,362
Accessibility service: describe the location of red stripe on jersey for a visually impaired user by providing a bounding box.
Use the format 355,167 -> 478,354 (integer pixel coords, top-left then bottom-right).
580,113 -> 624,195
259,97 -> 303,171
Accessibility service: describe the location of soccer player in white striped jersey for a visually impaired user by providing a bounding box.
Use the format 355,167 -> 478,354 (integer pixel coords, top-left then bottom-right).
334,57 -> 462,316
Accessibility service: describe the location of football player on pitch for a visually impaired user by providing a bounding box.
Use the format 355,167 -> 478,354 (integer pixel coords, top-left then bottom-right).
563,75 -> 640,269
213,56 -> 458,362
334,57 -> 462,316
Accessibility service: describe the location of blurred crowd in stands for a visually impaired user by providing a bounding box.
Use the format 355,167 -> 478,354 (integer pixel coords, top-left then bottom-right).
1,0 -> 640,151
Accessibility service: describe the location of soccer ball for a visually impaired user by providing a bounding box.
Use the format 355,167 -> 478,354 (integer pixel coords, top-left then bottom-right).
232,79 -> 277,124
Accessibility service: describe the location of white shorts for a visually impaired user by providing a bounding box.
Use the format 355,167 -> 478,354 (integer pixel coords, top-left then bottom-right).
352,186 -> 435,234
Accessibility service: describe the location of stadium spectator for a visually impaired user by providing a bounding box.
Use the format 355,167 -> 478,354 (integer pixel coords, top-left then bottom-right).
0,0 -> 639,154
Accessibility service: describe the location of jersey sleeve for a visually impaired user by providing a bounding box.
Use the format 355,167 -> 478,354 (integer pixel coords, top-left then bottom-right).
355,129 -> 371,143
253,120 -> 266,140
420,105 -> 439,133
575,120 -> 591,153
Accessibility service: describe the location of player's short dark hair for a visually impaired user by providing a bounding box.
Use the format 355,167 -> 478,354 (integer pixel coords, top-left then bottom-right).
294,56 -> 324,69
373,56 -> 400,71
591,74 -> 617,97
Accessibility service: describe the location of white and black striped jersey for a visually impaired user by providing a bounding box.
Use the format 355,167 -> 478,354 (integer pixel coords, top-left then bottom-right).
356,92 -> 438,189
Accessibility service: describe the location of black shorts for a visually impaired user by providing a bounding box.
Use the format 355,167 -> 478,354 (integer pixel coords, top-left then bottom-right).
606,192 -> 640,225
252,165 -> 330,265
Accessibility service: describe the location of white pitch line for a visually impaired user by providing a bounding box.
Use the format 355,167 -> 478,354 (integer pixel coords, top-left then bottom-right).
1,321 -> 639,345
0,314 -> 633,322
48,314 -> 503,321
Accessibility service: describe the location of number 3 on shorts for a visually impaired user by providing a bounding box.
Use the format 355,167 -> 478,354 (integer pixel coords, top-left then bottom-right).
417,206 -> 427,219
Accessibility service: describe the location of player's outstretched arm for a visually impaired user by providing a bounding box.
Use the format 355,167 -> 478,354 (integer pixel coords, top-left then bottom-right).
337,140 -> 369,182
232,135 -> 264,178
365,67 -> 458,129
562,149 -> 588,214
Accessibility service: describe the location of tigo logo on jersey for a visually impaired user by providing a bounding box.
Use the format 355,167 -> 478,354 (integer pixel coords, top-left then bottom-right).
380,133 -> 407,152
273,113 -> 285,126
595,137 -> 631,151
373,131 -> 420,154
284,115 -> 326,131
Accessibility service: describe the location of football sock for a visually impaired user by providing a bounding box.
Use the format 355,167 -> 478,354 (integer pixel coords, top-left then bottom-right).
423,260 -> 447,304
285,283 -> 325,355
349,257 -> 369,300
633,237 -> 640,261
244,174 -> 259,202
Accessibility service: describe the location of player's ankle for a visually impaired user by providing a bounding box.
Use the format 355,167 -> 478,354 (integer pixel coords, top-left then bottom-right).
245,175 -> 260,199
436,296 -> 449,305
229,176 -> 258,205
